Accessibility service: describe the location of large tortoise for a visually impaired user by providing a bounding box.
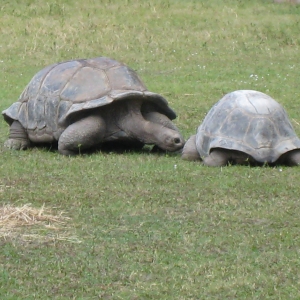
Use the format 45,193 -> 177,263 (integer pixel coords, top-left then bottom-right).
182,90 -> 300,166
2,57 -> 184,155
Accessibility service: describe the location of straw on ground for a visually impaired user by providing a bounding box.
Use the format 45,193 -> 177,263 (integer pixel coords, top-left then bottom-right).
0,204 -> 80,243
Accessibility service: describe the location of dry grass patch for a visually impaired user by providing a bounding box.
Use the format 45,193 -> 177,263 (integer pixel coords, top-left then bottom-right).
0,203 -> 80,243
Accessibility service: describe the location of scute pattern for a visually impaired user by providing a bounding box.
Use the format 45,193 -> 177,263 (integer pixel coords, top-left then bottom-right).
196,90 -> 300,163
60,67 -> 110,102
41,61 -> 81,96
107,66 -> 146,91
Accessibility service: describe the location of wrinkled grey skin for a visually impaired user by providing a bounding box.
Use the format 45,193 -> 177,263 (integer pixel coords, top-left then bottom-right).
2,57 -> 184,155
182,90 -> 300,166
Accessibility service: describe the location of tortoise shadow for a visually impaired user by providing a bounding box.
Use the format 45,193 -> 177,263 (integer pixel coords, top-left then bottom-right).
35,141 -> 181,156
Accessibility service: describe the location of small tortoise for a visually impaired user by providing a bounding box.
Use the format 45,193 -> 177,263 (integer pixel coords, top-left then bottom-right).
2,57 -> 184,155
182,90 -> 300,166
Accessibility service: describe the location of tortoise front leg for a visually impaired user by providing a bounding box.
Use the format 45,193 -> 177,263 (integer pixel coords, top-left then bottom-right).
58,114 -> 106,155
202,148 -> 231,166
4,121 -> 30,150
203,148 -> 253,166
181,135 -> 200,160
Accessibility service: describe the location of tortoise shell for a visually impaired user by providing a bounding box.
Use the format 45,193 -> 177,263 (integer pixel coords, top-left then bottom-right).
196,90 -> 300,163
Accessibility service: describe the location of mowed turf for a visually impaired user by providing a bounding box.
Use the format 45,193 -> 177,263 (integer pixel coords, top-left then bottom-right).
1,0 -> 300,298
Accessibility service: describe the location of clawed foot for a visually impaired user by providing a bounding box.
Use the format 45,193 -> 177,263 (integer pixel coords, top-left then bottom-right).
4,138 -> 30,150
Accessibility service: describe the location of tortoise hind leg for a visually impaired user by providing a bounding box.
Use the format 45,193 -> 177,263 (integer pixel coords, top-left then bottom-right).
58,114 -> 106,155
4,121 -> 30,150
279,149 -> 300,166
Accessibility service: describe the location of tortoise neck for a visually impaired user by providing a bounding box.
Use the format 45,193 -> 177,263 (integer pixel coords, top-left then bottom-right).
117,100 -> 157,142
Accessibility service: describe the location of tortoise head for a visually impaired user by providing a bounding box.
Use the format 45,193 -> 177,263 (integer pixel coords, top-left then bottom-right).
136,109 -> 185,152
153,126 -> 185,152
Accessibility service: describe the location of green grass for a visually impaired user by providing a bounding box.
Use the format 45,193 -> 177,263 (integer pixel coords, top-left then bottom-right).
1,0 -> 300,299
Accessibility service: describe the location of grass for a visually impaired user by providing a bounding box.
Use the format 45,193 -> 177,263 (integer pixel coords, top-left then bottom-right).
1,0 -> 300,298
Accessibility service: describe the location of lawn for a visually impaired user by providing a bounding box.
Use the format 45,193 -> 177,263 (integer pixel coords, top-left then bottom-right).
1,0 -> 300,299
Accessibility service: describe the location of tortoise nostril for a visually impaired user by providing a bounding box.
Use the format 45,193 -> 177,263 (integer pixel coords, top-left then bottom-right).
174,138 -> 181,144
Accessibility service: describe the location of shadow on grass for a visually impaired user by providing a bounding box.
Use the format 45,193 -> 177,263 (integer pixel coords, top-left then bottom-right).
33,141 -> 182,157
